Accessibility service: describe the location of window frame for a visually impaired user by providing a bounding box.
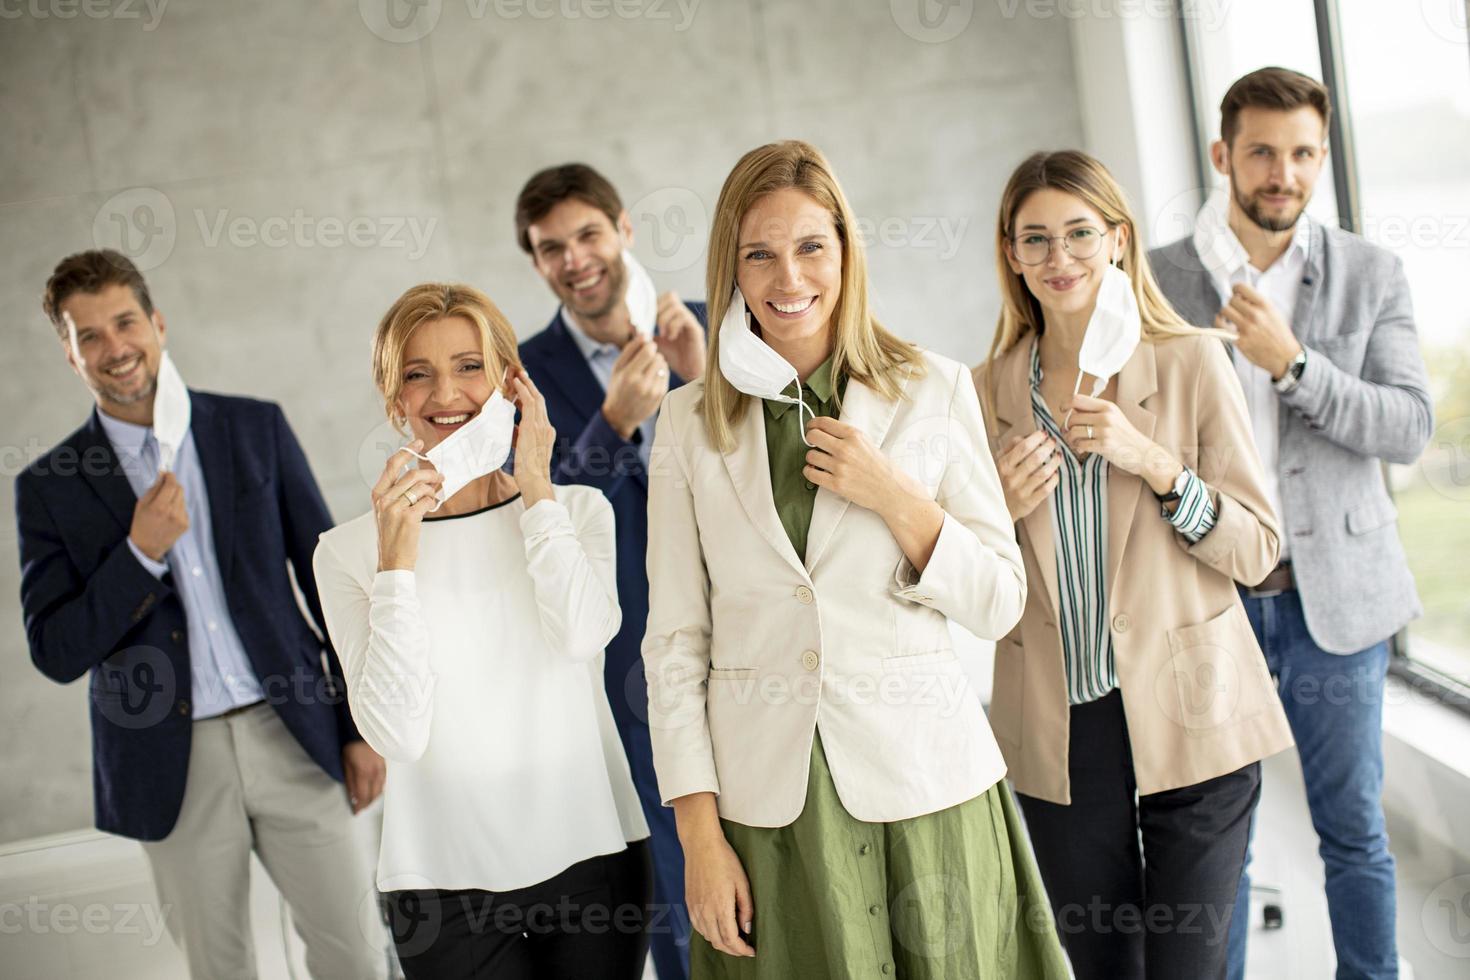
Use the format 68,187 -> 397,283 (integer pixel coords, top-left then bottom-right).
1177,0 -> 1470,716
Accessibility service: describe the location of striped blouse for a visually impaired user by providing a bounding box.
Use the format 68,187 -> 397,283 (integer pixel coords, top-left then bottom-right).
1029,340 -> 1217,705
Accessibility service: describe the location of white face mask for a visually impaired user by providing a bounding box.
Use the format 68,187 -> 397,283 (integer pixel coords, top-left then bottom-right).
1191,184 -> 1251,300
402,385 -> 517,512
621,248 -> 658,338
717,288 -> 815,446
1064,255 -> 1140,426
151,351 -> 192,473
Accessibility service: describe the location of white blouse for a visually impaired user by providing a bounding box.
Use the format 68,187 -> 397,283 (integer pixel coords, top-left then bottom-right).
313,487 -> 648,892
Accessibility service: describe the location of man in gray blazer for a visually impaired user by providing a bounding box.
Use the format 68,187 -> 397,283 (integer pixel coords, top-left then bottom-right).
1150,67 -> 1431,980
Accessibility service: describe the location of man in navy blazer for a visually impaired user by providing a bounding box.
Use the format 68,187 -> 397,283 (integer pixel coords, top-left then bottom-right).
516,164 -> 706,980
16,250 -> 386,979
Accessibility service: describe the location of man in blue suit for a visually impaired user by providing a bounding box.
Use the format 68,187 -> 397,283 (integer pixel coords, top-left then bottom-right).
16,250 -> 387,979
516,164 -> 706,980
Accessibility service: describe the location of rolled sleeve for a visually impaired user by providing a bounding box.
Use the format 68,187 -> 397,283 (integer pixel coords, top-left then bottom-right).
1162,468 -> 1217,544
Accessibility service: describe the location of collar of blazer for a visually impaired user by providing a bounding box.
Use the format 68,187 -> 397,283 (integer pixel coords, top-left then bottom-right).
720,369 -> 905,581
990,334 -> 1159,622
1178,216 -> 1326,350
81,392 -> 238,577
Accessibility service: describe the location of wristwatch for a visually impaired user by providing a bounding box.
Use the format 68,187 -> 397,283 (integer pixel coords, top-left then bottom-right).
1272,348 -> 1308,394
1153,467 -> 1188,505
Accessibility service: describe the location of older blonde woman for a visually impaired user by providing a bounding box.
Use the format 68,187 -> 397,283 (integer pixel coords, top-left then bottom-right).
643,141 -> 1068,979
313,283 -> 651,979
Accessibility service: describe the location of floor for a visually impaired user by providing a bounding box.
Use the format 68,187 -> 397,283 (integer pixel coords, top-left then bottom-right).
3,753 -> 1466,979
1227,749 -> 1468,980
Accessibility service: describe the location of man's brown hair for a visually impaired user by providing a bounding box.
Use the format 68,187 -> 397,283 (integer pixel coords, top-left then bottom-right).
42,249 -> 155,337
514,163 -> 623,254
1220,67 -> 1331,145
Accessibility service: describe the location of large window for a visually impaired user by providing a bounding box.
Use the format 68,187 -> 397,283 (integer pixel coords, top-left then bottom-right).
1187,0 -> 1470,699
1334,2 -> 1470,693
1181,0 -> 1339,228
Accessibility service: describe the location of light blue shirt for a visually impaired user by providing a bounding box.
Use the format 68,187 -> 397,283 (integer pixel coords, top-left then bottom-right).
561,312 -> 656,471
99,406 -> 264,719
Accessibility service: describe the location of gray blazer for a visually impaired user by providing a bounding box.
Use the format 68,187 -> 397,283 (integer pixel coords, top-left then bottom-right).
1149,217 -> 1432,654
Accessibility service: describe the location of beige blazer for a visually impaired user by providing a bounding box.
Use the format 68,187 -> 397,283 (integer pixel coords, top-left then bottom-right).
643,350 -> 1026,827
976,333 -> 1294,804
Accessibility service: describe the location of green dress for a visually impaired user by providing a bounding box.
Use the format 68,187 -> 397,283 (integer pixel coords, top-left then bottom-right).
690,358 -> 1069,979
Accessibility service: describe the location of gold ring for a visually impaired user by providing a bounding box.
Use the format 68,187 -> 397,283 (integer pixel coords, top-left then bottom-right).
403,489 -> 418,505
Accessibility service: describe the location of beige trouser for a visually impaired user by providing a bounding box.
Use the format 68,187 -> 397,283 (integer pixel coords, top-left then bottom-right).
141,703 -> 387,980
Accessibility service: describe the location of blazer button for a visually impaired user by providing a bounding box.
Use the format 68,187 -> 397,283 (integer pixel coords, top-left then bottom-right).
176,699 -> 191,717
795,586 -> 814,605
170,629 -> 184,644
801,650 -> 820,671
1112,613 -> 1131,633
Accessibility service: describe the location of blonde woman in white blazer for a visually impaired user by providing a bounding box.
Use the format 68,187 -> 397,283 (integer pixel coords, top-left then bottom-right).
642,140 -> 1068,980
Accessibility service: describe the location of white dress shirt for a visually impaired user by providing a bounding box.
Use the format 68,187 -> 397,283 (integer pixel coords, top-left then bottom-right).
1201,219 -> 1308,559
561,311 -> 657,470
312,487 -> 647,892
98,408 -> 264,717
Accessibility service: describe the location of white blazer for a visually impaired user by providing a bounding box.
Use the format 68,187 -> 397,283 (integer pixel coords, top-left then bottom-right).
642,348 -> 1026,827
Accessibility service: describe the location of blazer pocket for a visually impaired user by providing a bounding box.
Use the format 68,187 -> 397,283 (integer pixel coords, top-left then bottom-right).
708,666 -> 758,681
1345,497 -> 1398,536
1161,605 -> 1270,735
235,463 -> 273,493
881,648 -> 958,673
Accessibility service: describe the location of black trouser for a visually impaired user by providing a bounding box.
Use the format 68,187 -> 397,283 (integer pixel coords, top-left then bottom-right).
385,839 -> 653,979
1016,690 -> 1260,980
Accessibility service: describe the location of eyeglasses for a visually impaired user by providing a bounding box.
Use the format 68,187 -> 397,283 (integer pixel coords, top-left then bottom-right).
1010,226 -> 1110,266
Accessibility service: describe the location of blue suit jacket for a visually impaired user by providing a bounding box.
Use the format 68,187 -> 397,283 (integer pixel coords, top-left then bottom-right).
15,392 -> 359,841
518,305 -> 706,735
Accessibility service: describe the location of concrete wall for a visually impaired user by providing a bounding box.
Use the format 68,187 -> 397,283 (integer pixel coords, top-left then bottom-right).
0,0 -> 1083,843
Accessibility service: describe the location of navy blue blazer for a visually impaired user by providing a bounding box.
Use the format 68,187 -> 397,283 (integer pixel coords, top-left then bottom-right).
518,305 -> 706,735
15,392 -> 359,841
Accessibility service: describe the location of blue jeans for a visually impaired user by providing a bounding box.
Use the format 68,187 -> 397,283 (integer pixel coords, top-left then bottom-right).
1227,588 -> 1397,980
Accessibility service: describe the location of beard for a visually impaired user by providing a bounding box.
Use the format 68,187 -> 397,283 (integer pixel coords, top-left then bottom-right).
1232,180 -> 1305,233
561,255 -> 627,320
92,360 -> 158,407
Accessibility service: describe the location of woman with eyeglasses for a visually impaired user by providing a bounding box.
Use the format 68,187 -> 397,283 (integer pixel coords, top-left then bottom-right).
973,151 -> 1293,980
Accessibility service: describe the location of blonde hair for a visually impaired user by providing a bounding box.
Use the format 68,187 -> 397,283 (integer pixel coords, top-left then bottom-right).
978,150 -> 1225,411
372,282 -> 521,433
701,140 -> 925,452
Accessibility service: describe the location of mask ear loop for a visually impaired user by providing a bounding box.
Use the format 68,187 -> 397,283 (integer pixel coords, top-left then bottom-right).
1063,233 -> 1124,430
795,386 -> 816,448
